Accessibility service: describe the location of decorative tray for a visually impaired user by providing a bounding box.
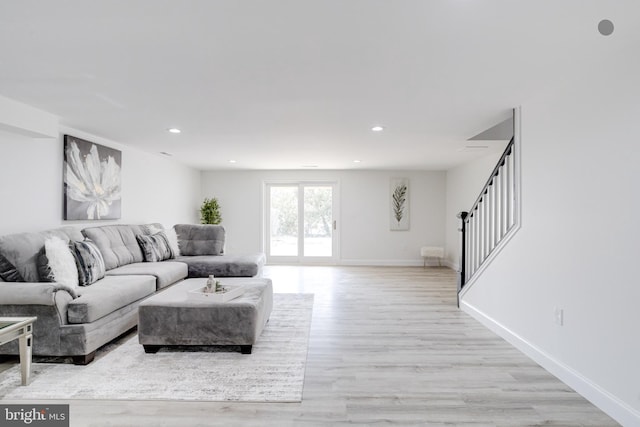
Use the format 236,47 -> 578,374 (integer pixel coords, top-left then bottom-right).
188,284 -> 245,302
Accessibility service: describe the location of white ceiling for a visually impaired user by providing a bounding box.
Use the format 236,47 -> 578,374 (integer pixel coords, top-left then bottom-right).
0,1 -> 633,170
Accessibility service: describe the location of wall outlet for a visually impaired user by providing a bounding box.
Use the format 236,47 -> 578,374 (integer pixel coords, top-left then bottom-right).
554,307 -> 564,326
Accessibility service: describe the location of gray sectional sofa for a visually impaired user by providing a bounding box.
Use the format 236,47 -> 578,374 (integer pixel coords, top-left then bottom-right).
173,224 -> 265,278
0,223 -> 265,364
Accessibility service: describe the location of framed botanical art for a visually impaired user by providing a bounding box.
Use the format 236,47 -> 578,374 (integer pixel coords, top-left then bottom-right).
63,135 -> 122,220
390,177 -> 409,231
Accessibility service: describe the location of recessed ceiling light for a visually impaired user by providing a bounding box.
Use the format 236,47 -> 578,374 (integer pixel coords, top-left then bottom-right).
353,160 -> 362,163
371,126 -> 384,132
167,128 -> 181,134
229,160 -> 237,164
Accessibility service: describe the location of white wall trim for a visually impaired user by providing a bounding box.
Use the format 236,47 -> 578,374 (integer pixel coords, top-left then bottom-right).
443,259 -> 458,271
340,259 -> 424,267
268,259 -> 452,267
460,300 -> 640,427
266,259 -> 447,267
513,106 -> 523,230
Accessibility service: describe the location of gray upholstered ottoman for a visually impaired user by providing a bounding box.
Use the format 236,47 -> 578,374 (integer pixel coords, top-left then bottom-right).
138,277 -> 273,354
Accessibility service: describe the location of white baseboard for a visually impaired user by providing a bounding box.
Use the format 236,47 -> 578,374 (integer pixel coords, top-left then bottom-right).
266,259 -> 455,268
339,259 -> 423,267
460,300 -> 640,427
443,259 -> 458,271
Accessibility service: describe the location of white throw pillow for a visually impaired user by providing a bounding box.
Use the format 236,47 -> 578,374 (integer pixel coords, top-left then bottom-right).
164,227 -> 181,257
146,224 -> 163,235
44,236 -> 79,290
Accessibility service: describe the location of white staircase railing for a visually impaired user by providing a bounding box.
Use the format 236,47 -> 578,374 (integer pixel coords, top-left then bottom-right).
458,136 -> 518,293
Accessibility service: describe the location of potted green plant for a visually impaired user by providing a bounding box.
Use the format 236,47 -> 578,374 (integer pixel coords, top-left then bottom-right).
200,198 -> 222,225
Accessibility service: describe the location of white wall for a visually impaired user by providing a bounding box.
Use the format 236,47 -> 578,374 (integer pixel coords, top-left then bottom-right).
201,170 -> 446,264
444,151 -> 503,270
0,127 -> 200,236
459,89 -> 640,423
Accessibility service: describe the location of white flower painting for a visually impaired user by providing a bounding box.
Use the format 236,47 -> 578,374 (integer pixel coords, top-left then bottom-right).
63,135 -> 122,220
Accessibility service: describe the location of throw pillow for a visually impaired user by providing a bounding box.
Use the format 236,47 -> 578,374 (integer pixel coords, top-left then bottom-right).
144,224 -> 163,235
40,236 -> 79,290
69,239 -> 106,286
136,233 -> 172,262
0,252 -> 24,282
36,247 -> 53,281
164,227 -> 180,257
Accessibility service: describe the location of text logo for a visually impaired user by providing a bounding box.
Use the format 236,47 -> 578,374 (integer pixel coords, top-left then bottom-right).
0,405 -> 69,427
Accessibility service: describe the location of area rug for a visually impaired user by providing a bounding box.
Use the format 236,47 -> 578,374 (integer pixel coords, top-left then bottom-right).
0,293 -> 313,403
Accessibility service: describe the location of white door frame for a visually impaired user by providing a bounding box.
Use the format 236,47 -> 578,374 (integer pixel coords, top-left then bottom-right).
264,180 -> 339,265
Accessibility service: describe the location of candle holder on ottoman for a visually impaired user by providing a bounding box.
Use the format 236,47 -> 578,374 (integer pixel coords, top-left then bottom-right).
138,277 -> 273,354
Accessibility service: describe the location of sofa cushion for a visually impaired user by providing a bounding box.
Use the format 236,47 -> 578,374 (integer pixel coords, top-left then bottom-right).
67,275 -> 156,324
136,233 -> 173,262
82,225 -> 149,270
106,261 -> 188,290
0,226 -> 84,282
175,253 -> 265,278
174,224 -> 225,256
69,239 -> 106,286
0,252 -> 24,282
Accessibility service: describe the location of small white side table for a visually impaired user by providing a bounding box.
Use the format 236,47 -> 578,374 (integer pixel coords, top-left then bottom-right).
420,247 -> 444,267
0,317 -> 37,385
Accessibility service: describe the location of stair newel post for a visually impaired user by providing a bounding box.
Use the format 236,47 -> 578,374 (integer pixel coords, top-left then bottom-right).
457,211 -> 469,301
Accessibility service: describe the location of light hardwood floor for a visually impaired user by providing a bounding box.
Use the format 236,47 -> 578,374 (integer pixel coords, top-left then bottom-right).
3,266 -> 618,426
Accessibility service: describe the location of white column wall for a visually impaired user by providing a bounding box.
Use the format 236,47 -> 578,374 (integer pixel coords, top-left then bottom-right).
460,98 -> 640,424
